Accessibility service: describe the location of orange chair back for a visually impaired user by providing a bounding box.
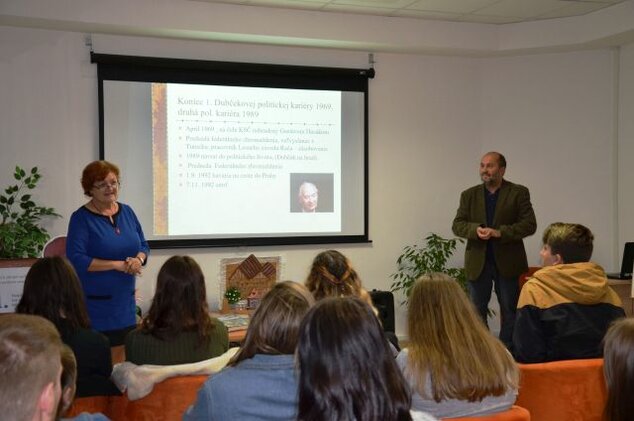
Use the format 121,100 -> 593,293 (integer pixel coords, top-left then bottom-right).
516,358 -> 606,421
120,375 -> 208,421
42,235 -> 67,258
442,405 -> 530,421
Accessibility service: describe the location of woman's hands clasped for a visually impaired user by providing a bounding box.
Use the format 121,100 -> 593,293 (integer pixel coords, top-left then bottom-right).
123,256 -> 143,275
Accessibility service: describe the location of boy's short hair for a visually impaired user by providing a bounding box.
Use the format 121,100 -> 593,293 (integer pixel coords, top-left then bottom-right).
0,314 -> 63,421
542,222 -> 594,263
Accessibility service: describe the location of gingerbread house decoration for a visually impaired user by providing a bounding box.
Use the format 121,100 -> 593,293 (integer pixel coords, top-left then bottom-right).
226,254 -> 277,308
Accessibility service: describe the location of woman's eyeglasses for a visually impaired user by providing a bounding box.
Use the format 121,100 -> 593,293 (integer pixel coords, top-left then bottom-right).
93,181 -> 120,191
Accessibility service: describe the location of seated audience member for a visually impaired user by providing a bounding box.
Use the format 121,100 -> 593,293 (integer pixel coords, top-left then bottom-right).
16,257 -> 119,397
0,314 -> 64,421
58,346 -> 109,421
513,222 -> 625,363
297,297 -> 436,421
398,273 -> 518,419
58,345 -> 77,419
305,250 -> 401,342
305,250 -> 373,306
184,281 -> 314,421
125,256 -> 228,365
602,318 -> 634,421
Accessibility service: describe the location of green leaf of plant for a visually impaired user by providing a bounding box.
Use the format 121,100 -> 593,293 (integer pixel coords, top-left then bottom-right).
390,232 -> 468,306
0,165 -> 60,258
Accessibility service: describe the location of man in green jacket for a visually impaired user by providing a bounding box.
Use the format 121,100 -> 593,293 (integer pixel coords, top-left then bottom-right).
452,152 -> 536,349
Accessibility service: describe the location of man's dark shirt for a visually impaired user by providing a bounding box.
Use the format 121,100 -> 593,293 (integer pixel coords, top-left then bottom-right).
484,184 -> 501,265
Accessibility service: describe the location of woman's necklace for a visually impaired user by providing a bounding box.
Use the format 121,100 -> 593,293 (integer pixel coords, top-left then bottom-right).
91,200 -> 120,234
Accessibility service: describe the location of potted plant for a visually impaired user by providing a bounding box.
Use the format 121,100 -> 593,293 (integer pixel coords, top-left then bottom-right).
0,166 -> 60,258
224,287 -> 242,306
390,233 -> 466,304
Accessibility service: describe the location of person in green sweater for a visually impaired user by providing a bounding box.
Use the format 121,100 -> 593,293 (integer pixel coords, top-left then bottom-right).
125,256 -> 229,365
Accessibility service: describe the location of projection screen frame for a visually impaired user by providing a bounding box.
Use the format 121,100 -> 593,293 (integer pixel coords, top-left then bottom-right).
92,53 -> 372,249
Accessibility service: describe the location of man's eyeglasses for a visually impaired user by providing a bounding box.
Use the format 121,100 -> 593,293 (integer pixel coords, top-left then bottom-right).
93,181 -> 120,191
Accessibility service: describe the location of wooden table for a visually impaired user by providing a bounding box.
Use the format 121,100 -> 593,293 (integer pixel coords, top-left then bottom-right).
213,308 -> 251,345
229,328 -> 247,344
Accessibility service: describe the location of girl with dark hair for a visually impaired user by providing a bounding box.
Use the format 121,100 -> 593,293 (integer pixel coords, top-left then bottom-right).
603,318 -> 634,421
297,297 -> 436,421
16,257 -> 119,397
398,273 -> 518,418
184,281 -> 315,421
125,256 -> 228,365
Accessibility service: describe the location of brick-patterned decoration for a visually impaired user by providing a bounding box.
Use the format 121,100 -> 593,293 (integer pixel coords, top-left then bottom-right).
219,254 -> 282,310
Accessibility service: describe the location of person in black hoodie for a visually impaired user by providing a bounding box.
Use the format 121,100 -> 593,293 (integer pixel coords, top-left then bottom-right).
513,222 -> 625,363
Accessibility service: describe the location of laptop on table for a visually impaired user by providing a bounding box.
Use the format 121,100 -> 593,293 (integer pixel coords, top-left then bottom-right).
607,242 -> 634,280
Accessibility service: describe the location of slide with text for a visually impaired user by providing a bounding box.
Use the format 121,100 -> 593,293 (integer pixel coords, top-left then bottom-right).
152,83 -> 342,236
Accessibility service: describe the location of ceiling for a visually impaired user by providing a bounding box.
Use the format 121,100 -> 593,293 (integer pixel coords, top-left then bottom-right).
192,0 -> 627,24
1,0 -> 633,56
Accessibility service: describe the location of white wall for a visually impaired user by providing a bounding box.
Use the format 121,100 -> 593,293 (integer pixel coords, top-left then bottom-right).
480,50 -> 617,266
0,24 -> 626,337
618,42 -> 634,259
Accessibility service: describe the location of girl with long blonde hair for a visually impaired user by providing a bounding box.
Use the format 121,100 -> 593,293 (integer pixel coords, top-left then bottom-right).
397,273 -> 518,418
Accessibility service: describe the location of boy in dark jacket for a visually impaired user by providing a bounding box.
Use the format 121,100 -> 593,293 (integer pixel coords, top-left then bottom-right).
513,222 -> 625,363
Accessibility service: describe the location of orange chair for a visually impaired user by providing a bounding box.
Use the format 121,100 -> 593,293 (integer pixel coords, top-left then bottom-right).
516,359 -> 606,421
42,235 -> 67,258
119,375 -> 208,421
442,405 -> 530,421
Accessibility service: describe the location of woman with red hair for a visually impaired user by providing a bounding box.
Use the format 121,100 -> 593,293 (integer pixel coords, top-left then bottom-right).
67,160 -> 149,346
